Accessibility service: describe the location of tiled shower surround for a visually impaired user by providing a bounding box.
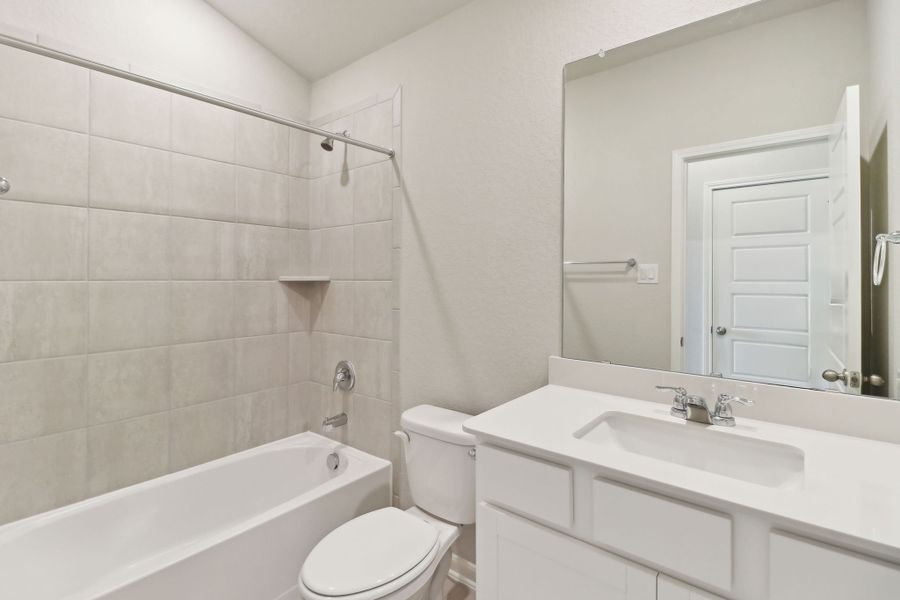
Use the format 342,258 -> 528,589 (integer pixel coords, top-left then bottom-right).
0,43 -> 401,524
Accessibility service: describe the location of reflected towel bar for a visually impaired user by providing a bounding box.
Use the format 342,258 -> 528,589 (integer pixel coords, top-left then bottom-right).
564,258 -> 637,268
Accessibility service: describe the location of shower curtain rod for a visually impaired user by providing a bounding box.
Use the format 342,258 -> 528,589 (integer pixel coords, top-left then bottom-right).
0,33 -> 395,158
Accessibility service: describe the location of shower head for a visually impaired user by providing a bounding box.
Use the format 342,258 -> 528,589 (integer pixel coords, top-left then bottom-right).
321,130 -> 349,152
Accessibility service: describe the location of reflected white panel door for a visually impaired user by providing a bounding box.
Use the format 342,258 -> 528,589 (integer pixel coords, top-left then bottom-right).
824,85 -> 863,393
711,178 -> 830,388
476,503 -> 656,600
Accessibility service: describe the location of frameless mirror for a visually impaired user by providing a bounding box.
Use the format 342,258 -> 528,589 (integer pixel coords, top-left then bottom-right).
563,0 -> 897,399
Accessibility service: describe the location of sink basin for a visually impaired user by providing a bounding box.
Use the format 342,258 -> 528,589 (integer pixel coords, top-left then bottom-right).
575,411 -> 805,488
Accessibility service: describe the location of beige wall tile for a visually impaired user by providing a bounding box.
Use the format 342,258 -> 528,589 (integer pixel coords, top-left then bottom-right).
170,154 -> 235,222
0,356 -> 86,444
89,137 -> 170,214
0,282 -> 87,362
278,282 -> 313,332
170,217 -> 234,280
0,44 -> 89,132
171,95 -> 235,163
313,281 -> 355,335
289,177 -> 310,229
235,387 -> 288,450
235,224 -> 290,280
289,129 -> 310,178
354,282 -> 392,340
353,337 -> 392,400
289,332 -> 310,384
170,282 -> 235,344
311,172 -> 353,228
354,221 -> 392,280
86,413 -> 169,496
235,334 -> 288,395
87,347 -> 170,424
0,200 -> 86,280
170,340 -> 235,409
89,210 -> 170,280
310,226 -> 354,279
0,118 -> 88,207
235,166 -> 289,227
348,394 -> 391,459
353,162 -> 394,224
90,71 -> 171,149
234,281 -> 282,338
286,382 -> 315,434
349,101 -> 393,169
392,187 -> 403,249
0,430 -> 86,525
169,398 -> 236,472
290,229 -> 310,275
88,282 -> 170,352
235,114 -> 289,173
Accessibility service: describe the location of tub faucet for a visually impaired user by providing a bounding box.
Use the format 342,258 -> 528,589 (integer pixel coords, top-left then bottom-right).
322,413 -> 348,432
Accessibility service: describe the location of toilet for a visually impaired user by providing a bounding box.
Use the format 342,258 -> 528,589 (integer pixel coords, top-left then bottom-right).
298,405 -> 476,600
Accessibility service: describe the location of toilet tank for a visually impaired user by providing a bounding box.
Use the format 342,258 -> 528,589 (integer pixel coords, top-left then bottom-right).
399,405 -> 476,525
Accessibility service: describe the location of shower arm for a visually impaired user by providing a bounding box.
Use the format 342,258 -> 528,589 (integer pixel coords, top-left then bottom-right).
0,32 -> 395,158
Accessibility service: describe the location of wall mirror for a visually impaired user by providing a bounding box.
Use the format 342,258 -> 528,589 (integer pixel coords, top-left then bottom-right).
563,0 -> 898,400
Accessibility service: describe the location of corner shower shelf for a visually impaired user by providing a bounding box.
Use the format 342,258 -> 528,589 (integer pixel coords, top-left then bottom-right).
278,276 -> 331,283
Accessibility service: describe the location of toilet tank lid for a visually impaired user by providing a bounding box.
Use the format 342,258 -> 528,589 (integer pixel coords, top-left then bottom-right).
401,405 -> 476,446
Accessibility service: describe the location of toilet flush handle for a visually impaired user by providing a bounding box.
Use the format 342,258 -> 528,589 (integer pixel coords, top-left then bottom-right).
394,430 -> 410,459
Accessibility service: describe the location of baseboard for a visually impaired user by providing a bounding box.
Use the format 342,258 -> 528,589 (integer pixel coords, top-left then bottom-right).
448,553 -> 476,590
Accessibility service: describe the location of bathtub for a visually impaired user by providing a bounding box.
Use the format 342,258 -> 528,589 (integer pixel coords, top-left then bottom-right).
0,432 -> 391,600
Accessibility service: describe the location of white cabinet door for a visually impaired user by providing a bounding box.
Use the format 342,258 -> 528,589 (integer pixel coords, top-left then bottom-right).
476,502 -> 656,600
770,532 -> 900,600
657,575 -> 726,600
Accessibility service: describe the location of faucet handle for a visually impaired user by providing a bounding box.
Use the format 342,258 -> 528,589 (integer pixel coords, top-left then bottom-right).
713,393 -> 753,425
656,385 -> 687,396
657,385 -> 688,418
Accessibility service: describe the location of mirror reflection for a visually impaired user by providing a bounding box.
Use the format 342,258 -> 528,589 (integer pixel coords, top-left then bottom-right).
563,0 -> 896,398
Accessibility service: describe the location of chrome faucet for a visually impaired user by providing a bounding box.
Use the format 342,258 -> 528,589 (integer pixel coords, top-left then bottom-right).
333,360 -> 356,392
656,386 -> 753,427
322,413 -> 348,432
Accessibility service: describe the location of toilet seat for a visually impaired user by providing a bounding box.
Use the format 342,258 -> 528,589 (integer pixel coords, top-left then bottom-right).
299,508 -> 440,599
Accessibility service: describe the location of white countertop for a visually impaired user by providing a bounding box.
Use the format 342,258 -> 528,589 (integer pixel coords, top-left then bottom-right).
463,384 -> 900,561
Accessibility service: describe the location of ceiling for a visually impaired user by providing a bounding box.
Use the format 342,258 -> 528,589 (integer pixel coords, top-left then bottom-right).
205,0 -> 474,80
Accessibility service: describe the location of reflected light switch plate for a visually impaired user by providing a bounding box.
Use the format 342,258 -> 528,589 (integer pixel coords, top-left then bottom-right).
637,263 -> 659,284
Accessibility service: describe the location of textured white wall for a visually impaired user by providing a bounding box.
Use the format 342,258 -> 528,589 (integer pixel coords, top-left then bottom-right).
311,0 -> 758,416
0,0 -> 309,119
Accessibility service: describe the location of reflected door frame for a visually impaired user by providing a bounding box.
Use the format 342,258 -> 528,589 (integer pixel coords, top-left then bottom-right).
670,125 -> 833,373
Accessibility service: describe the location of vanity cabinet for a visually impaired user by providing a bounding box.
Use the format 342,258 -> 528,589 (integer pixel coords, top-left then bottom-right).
477,502 -> 657,600
474,442 -> 900,600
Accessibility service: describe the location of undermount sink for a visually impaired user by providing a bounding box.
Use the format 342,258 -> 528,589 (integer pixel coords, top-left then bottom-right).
575,411 -> 805,488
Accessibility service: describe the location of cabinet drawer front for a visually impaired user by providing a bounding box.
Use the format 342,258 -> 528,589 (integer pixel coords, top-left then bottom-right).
477,445 -> 573,528
592,478 -> 732,590
770,532 -> 900,600
477,503 -> 656,600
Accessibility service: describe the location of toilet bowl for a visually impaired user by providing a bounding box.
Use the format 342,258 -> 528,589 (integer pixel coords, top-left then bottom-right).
298,405 -> 475,600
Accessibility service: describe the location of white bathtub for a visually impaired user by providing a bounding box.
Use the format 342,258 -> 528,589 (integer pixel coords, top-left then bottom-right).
0,432 -> 391,600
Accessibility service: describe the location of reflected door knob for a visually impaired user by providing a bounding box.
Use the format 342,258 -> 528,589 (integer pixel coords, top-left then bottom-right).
0,177 -> 9,195
866,374 -> 885,387
715,326 -> 727,336
822,369 -> 848,383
